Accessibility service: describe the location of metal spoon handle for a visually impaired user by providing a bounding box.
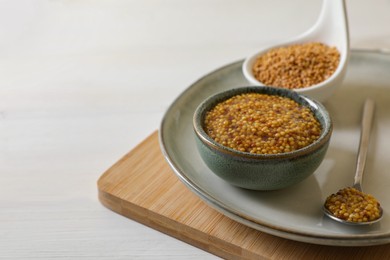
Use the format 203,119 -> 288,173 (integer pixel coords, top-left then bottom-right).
353,98 -> 375,191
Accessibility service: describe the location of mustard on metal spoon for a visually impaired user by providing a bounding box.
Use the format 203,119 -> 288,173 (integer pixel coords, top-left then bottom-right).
323,99 -> 383,225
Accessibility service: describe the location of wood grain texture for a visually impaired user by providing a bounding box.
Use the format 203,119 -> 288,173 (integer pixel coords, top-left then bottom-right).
97,131 -> 390,260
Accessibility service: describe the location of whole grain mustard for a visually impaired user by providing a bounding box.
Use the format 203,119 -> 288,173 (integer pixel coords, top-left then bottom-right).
325,187 -> 381,223
204,93 -> 321,154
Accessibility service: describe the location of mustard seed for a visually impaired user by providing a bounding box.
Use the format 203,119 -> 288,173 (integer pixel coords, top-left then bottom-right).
204,93 -> 321,154
324,187 -> 381,223
252,42 -> 340,89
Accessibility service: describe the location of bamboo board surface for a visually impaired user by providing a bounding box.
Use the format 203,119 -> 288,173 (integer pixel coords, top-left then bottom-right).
97,131 -> 390,259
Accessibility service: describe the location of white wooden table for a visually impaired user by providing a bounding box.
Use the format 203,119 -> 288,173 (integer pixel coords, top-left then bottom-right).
1,0 -> 390,259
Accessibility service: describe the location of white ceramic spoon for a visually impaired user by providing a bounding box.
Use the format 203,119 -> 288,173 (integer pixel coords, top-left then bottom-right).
242,0 -> 349,102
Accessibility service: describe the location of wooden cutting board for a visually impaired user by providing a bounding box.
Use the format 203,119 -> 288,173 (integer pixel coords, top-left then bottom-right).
97,131 -> 390,259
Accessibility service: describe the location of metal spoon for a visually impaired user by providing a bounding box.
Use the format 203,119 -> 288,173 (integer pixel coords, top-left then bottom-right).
323,98 -> 383,225
242,0 -> 349,102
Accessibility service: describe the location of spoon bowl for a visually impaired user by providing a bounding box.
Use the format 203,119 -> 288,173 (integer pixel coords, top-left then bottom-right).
323,205 -> 383,226
242,0 -> 349,102
323,99 -> 383,225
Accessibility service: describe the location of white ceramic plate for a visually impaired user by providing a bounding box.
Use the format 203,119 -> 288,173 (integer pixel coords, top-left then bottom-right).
159,50 -> 390,246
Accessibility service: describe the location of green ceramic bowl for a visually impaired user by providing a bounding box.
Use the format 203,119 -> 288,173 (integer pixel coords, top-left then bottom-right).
193,86 -> 332,190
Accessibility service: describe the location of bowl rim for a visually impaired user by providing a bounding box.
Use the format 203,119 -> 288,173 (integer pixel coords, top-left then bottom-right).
193,86 -> 333,160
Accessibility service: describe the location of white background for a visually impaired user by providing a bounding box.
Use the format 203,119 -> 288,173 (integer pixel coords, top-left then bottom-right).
1,0 -> 390,259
